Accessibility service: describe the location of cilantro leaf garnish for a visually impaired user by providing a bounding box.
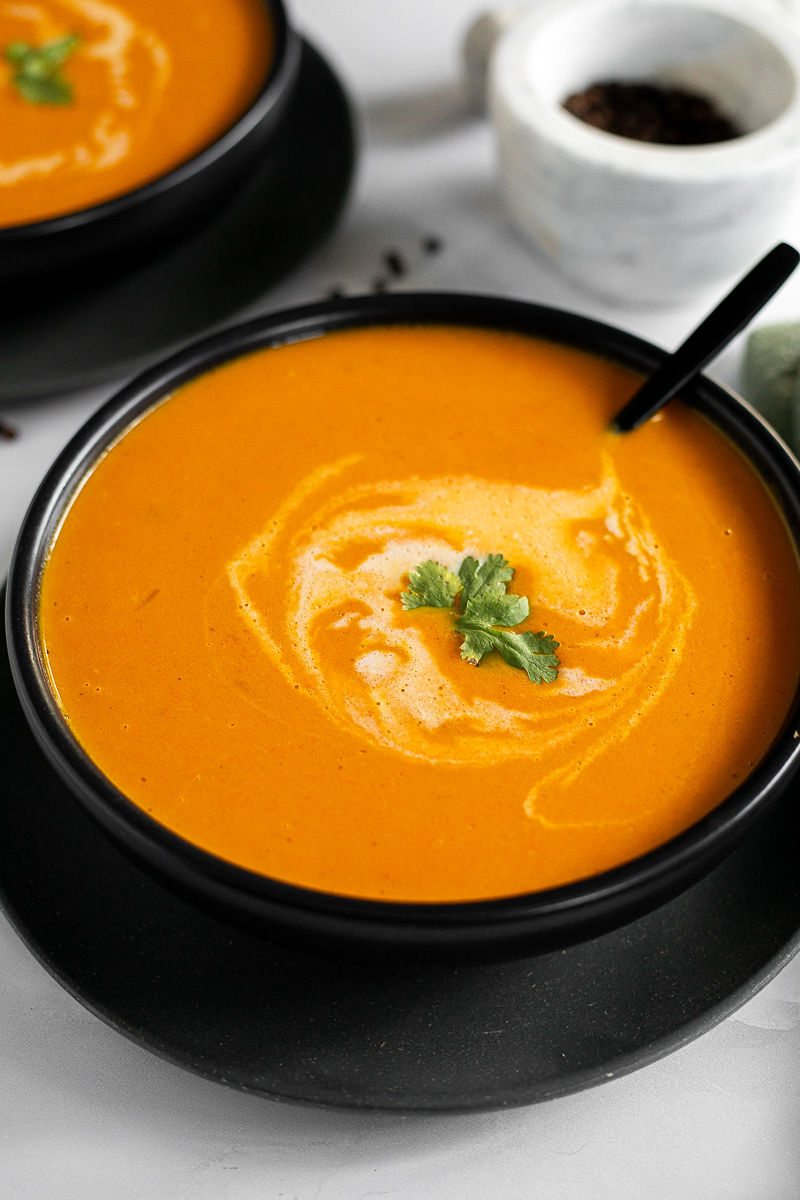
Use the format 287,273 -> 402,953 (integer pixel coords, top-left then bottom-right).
401,559 -> 461,609
4,34 -> 81,105
457,553 -> 514,610
457,618 -> 560,683
401,554 -> 560,683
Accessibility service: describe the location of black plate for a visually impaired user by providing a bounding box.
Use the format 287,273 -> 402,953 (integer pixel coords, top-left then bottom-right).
0,38 -> 354,400
2,600 -> 800,1112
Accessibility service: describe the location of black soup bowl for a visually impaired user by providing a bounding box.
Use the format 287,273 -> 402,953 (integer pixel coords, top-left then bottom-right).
0,0 -> 300,303
6,292 -> 800,962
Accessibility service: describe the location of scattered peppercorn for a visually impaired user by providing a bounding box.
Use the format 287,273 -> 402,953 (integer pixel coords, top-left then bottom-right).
384,250 -> 406,278
0,419 -> 17,440
563,80 -> 741,145
323,234 -> 445,300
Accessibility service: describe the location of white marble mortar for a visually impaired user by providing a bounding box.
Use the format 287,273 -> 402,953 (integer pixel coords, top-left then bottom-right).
487,0 -> 800,303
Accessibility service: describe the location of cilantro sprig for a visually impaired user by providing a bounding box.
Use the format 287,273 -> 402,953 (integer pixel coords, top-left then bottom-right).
4,34 -> 81,105
401,554 -> 560,684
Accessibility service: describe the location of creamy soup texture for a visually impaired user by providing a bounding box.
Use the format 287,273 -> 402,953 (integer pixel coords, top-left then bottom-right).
39,326 -> 800,901
0,0 -> 271,226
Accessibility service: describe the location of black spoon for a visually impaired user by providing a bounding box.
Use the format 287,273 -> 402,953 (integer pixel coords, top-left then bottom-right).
611,242 -> 800,434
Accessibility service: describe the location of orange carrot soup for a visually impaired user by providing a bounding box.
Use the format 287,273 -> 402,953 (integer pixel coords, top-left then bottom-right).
38,326 -> 800,902
0,0 -> 272,227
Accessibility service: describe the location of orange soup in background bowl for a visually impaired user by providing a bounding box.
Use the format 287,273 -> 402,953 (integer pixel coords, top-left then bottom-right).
0,0 -> 299,295
7,293 -> 800,960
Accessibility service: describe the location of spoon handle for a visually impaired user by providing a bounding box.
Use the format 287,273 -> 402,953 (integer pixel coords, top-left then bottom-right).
611,242 -> 800,433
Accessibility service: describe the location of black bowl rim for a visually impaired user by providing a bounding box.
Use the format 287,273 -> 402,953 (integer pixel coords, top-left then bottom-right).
0,0 -> 300,240
7,290 -> 800,940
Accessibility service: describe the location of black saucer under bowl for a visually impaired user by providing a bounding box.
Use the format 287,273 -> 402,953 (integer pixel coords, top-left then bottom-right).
1,596 -> 799,1112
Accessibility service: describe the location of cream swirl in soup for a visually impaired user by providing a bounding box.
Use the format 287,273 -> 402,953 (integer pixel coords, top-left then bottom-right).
228,457 -> 695,829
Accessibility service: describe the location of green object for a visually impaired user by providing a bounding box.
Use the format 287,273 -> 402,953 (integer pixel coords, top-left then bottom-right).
455,608 -> 559,683
4,33 -> 81,105
401,560 -> 461,610
401,553 -> 560,684
456,554 -> 514,610
741,321 -> 800,445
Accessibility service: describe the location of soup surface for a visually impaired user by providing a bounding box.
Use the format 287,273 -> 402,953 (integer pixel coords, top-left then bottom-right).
0,0 -> 272,226
39,326 -> 800,901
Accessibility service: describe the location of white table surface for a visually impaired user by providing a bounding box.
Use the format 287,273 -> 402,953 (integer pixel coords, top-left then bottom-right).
2,2 -> 800,1196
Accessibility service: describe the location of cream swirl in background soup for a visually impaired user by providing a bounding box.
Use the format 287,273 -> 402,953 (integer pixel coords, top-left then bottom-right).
0,0 -> 169,188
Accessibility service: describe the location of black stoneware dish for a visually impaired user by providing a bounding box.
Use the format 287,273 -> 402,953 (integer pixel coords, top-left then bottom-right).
0,0 -> 301,306
6,292 -> 800,963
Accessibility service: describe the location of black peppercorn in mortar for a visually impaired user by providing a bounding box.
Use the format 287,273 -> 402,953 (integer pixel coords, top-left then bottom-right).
563,80 -> 742,145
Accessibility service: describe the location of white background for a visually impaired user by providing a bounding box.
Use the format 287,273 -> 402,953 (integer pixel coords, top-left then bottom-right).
2,1 -> 800,1196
